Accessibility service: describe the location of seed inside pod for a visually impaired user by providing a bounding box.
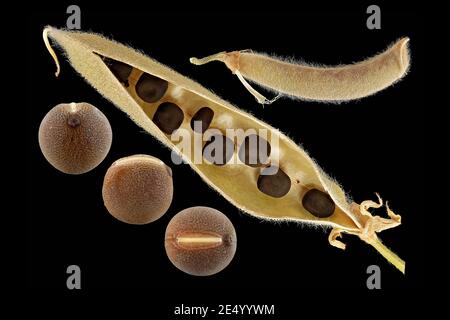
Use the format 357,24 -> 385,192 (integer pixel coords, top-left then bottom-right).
38,102 -> 112,174
164,206 -> 237,276
102,154 -> 173,224
202,134 -> 234,165
153,102 -> 184,134
257,167 -> 291,198
190,107 -> 214,133
103,57 -> 132,87
238,134 -> 271,167
302,189 -> 335,218
135,72 -> 168,103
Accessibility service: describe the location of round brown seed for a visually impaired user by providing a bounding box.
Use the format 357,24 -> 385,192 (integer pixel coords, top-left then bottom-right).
38,102 -> 112,174
190,107 -> 214,133
104,57 -> 132,86
135,72 -> 168,103
302,189 -> 335,218
153,102 -> 184,134
238,134 -> 271,167
202,134 -> 234,165
165,206 -> 237,276
102,154 -> 173,224
257,166 -> 291,198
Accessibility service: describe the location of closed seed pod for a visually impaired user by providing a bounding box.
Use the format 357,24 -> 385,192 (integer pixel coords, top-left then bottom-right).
190,38 -> 410,104
38,102 -> 112,174
165,206 -> 237,276
191,107 -> 214,133
43,27 -> 404,273
102,155 -> 173,224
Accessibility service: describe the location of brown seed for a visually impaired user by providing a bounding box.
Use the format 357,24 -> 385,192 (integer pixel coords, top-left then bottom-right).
103,57 -> 132,86
153,102 -> 184,134
257,167 -> 291,198
190,107 -> 214,133
165,206 -> 237,276
238,134 -> 271,167
135,72 -> 168,103
38,102 -> 112,174
302,189 -> 335,218
102,154 -> 173,224
202,134 -> 234,165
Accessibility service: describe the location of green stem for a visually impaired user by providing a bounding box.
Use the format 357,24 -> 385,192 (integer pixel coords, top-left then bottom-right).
367,236 -> 405,274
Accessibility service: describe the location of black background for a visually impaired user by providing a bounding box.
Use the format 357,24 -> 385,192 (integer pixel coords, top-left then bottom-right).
27,0 -> 424,308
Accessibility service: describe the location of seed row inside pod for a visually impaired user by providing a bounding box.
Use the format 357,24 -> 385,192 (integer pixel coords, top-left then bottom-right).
43,27 -> 404,273
102,55 -> 337,213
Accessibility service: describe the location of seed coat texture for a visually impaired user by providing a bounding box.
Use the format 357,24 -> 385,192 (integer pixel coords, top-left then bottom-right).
165,206 -> 237,276
38,102 -> 112,174
43,27 -> 404,273
190,38 -> 411,104
102,154 -> 173,224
